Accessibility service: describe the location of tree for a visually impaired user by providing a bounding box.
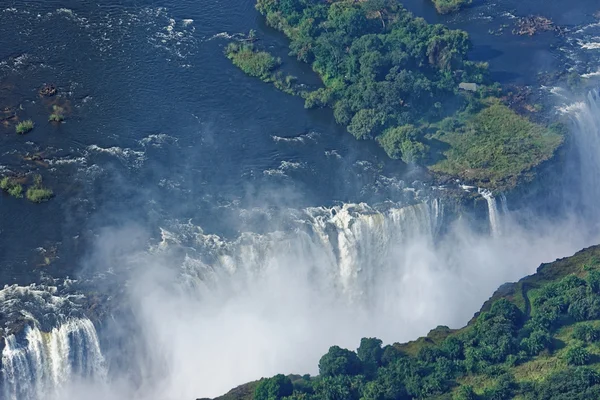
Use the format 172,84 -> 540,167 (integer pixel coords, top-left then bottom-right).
254,374 -> 294,400
566,345 -> 591,366
520,329 -> 551,355
319,346 -> 362,377
357,338 -> 383,377
573,324 -> 600,343
377,124 -> 428,163
315,375 -> 363,400
453,385 -> 476,400
347,109 -> 385,139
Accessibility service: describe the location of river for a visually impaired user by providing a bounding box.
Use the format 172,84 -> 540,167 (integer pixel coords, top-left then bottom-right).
1,0 -> 600,399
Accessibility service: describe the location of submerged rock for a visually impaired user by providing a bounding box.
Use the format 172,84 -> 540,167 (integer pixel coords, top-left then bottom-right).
513,15 -> 565,36
39,83 -> 57,97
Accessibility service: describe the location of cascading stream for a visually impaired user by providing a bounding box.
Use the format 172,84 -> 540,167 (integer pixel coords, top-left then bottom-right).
478,188 -> 501,236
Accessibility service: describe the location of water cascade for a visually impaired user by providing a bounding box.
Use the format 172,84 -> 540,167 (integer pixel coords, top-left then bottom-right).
478,188 -> 501,236
1,319 -> 106,400
563,89 -> 600,225
164,199 -> 446,304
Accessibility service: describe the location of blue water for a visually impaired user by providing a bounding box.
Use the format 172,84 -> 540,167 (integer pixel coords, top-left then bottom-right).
0,0 -> 597,285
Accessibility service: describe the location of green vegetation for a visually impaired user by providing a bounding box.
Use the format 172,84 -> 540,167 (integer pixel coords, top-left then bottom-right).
430,102 -> 564,189
431,0 -> 472,14
49,105 -> 65,122
0,177 -> 23,198
215,246 -> 600,400
16,120 -> 34,134
230,0 -> 563,190
226,41 -> 281,80
26,174 -> 53,203
226,40 -> 298,95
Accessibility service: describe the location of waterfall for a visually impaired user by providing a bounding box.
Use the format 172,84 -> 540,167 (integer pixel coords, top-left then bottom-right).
1,318 -> 106,400
478,188 -> 501,236
563,89 -> 600,225
162,199 -> 445,303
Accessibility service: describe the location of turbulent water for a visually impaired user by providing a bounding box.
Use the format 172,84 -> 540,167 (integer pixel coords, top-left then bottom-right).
2,319 -> 105,400
1,1 -> 600,400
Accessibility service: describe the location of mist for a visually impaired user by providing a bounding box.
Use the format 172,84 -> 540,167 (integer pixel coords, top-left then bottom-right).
4,75 -> 600,400
1,85 -> 598,400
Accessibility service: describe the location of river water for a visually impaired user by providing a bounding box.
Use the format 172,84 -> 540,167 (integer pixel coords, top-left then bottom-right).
1,0 -> 600,399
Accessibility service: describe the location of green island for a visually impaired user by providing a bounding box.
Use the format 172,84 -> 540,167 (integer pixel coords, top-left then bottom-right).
15,119 -> 34,135
0,174 -> 53,203
214,245 -> 600,400
49,105 -> 65,122
430,0 -> 472,14
227,0 -> 563,190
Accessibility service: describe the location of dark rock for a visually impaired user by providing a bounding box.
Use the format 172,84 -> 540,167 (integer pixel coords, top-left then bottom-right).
39,83 -> 57,97
513,15 -> 565,36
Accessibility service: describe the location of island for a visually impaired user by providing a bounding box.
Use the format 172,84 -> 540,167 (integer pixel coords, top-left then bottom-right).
226,0 -> 564,191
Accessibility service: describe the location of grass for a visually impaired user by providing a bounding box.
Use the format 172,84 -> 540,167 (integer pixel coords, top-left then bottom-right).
15,119 -> 34,134
25,174 -> 53,203
430,101 -> 564,190
431,0 -> 472,14
0,177 -> 23,198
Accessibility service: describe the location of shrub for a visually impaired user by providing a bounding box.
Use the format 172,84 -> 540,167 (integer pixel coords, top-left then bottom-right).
453,385 -> 476,400
16,120 -> 34,134
26,174 -> 53,203
377,125 -> 428,163
0,177 -> 23,198
432,0 -> 472,14
225,42 -> 281,80
573,324 -> 600,343
26,187 -> 53,203
49,105 -> 65,122
566,345 -> 591,366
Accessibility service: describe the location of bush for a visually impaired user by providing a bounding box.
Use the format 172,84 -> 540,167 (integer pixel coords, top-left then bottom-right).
566,345 -> 591,366
49,105 -> 65,122
453,385 -> 476,400
520,329 -> 552,355
432,0 -> 472,14
26,175 -> 53,203
377,125 -> 428,163
573,324 -> 600,343
26,187 -> 53,203
0,177 -> 23,198
16,120 -> 34,134
226,42 -> 281,80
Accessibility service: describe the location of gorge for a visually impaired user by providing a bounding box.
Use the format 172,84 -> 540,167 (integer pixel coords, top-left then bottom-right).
0,1 -> 600,400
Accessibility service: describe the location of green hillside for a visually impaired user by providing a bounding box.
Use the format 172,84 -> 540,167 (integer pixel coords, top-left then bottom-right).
212,245 -> 600,400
